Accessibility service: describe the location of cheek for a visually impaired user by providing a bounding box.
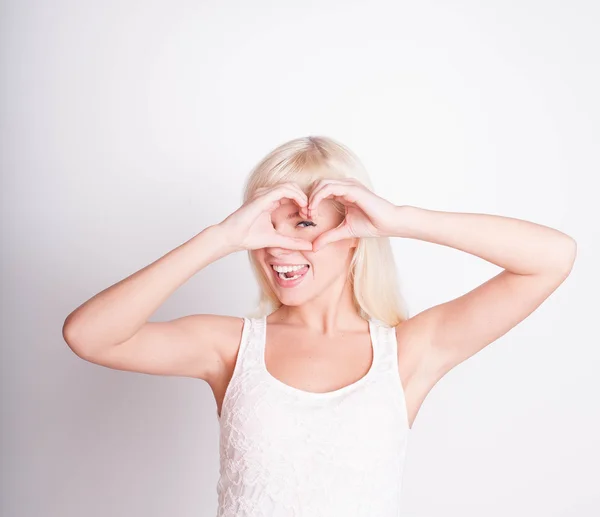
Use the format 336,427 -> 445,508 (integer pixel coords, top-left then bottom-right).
309,241 -> 352,270
251,250 -> 265,269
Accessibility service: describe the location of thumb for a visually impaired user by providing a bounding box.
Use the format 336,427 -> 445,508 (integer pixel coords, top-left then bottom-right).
312,225 -> 351,252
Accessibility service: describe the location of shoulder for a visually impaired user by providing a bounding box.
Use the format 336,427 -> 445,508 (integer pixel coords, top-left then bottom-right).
182,313 -> 245,382
194,313 -> 245,357
205,316 -> 250,378
199,315 -> 248,398
183,313 -> 243,342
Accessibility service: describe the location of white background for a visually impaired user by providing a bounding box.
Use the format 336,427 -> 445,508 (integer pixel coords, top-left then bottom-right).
1,1 -> 598,516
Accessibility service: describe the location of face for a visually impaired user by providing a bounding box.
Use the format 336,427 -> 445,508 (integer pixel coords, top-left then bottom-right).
252,197 -> 358,305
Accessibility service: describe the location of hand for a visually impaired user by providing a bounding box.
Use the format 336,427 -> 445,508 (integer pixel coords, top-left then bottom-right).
217,182 -> 313,252
302,178 -> 400,251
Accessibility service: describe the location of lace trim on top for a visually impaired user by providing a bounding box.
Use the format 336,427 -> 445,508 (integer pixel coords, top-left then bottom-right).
215,315 -> 411,517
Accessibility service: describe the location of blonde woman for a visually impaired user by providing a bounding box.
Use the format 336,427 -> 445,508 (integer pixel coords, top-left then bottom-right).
63,136 -> 577,516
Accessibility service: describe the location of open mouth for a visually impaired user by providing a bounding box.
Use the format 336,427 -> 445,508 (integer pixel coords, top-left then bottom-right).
270,264 -> 310,284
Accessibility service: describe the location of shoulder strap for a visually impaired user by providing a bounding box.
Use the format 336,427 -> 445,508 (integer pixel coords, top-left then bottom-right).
370,318 -> 398,369
217,317 -> 263,421
234,316 -> 265,371
230,317 -> 256,375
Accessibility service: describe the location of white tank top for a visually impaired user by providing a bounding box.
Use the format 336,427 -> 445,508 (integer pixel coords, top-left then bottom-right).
216,315 -> 411,517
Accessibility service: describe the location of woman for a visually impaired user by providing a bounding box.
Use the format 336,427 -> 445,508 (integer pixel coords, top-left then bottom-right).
63,136 -> 577,516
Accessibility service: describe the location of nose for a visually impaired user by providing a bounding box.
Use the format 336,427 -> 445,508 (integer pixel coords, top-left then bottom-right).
265,218 -> 313,257
265,246 -> 298,259
265,232 -> 311,259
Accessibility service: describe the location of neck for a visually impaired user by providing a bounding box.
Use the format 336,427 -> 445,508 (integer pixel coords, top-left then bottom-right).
269,275 -> 366,336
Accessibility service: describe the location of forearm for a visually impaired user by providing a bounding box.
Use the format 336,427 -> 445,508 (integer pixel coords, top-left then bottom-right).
62,223 -> 237,351
392,205 -> 577,275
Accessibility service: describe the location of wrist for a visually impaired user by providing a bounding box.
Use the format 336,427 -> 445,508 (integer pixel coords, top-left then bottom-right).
389,205 -> 417,238
205,223 -> 245,254
189,224 -> 244,259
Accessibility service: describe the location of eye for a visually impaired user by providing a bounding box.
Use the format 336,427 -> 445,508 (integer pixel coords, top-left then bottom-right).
297,220 -> 316,228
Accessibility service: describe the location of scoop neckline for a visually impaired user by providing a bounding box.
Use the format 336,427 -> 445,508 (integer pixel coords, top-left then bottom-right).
258,315 -> 378,399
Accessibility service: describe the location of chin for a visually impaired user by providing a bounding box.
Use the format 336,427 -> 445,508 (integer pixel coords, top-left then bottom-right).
275,297 -> 308,307
272,283 -> 316,306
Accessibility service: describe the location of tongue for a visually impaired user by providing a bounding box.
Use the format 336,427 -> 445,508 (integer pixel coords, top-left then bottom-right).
284,265 -> 308,278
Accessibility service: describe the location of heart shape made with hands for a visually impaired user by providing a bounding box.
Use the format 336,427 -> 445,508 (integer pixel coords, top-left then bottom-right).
268,196 -> 344,253
298,199 -> 352,252
296,178 -> 399,251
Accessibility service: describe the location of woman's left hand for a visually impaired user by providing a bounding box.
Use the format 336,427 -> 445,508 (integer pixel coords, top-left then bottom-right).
302,178 -> 401,251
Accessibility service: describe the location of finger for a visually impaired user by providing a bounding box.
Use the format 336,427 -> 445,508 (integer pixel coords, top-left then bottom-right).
312,224 -> 352,252
307,179 -> 344,217
271,235 -> 314,251
262,184 -> 308,215
279,181 -> 309,203
284,183 -> 311,216
272,183 -> 309,209
309,182 -> 361,218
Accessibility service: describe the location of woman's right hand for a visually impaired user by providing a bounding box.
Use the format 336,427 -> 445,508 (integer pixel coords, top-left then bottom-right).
217,182 -> 313,252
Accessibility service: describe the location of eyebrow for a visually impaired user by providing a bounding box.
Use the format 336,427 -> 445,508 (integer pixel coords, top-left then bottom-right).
286,211 -> 301,220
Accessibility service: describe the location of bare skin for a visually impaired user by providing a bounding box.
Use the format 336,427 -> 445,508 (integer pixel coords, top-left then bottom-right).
212,313 -> 432,430
63,179 -> 577,432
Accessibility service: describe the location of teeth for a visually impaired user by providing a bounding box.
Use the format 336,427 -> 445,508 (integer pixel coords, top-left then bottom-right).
272,264 -> 309,273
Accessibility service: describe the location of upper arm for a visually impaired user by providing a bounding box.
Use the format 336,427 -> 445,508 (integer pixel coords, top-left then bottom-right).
66,313 -> 241,382
393,259 -> 575,431
416,263 -> 575,377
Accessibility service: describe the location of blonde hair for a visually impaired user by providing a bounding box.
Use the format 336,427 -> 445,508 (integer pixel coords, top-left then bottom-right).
242,135 -> 409,327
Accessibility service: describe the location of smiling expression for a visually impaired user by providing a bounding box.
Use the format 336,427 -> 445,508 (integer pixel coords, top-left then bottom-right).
252,197 -> 358,304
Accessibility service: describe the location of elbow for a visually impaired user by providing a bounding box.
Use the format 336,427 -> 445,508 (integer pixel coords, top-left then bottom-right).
62,318 -> 80,355
62,317 -> 91,360
552,236 -> 577,279
562,237 -> 577,273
